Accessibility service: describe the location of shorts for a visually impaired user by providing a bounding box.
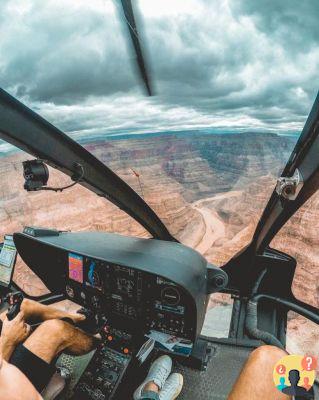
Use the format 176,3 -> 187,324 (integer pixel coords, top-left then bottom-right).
9,343 -> 56,393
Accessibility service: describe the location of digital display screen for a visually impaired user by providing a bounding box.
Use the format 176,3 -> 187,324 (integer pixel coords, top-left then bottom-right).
0,236 -> 17,286
86,260 -> 103,292
68,253 -> 84,283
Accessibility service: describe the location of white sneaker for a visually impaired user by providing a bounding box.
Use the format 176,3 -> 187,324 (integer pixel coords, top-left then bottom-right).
133,355 -> 172,400
159,373 -> 184,400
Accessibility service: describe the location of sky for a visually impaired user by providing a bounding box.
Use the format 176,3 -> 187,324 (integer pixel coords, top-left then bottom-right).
0,0 -> 319,141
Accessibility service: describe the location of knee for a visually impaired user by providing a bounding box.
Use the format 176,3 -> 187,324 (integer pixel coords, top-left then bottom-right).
250,345 -> 287,365
38,319 -> 71,342
20,298 -> 32,312
20,298 -> 38,316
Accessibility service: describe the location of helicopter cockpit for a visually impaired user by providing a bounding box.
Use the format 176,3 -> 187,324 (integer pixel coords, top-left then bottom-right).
9,226 -> 222,399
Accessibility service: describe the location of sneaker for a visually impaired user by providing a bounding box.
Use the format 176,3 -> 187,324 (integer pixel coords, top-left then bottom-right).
159,373 -> 184,400
133,356 -> 172,400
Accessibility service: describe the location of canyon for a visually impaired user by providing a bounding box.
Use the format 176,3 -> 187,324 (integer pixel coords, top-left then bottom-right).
0,131 -> 318,357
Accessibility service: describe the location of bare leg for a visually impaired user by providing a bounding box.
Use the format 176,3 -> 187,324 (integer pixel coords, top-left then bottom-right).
228,345 -> 291,400
22,319 -> 96,364
0,298 -> 85,325
144,382 -> 159,394
20,299 -> 85,324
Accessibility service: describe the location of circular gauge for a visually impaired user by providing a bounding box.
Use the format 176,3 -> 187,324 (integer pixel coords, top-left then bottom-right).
66,285 -> 74,298
161,287 -> 180,306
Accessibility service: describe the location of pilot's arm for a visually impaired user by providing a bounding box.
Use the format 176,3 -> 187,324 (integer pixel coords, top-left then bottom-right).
0,312 -> 31,361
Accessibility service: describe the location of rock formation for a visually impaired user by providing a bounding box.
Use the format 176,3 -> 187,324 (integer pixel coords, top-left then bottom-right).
0,131 -> 317,356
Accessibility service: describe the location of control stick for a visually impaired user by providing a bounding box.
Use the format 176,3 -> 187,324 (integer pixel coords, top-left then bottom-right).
4,291 -> 24,320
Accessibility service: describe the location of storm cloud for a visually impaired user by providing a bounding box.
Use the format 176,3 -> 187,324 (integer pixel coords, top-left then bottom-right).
0,0 -> 318,138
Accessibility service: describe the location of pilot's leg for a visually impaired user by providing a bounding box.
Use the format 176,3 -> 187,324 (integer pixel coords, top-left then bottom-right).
22,319 -> 97,361
9,319 -> 97,393
228,345 -> 291,400
0,298 -> 84,325
20,298 -> 85,324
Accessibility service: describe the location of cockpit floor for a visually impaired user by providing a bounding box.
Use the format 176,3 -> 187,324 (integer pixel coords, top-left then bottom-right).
174,340 -> 253,400
56,338 -> 254,400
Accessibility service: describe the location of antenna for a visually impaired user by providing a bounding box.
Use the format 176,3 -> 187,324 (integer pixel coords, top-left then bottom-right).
131,168 -> 144,199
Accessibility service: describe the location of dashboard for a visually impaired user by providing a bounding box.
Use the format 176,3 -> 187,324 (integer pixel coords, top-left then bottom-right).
12,229 -> 226,399
66,252 -> 195,339
13,230 -> 211,344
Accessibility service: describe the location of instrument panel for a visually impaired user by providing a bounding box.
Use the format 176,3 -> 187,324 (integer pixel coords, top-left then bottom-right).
13,230 -> 212,348
66,253 -> 196,340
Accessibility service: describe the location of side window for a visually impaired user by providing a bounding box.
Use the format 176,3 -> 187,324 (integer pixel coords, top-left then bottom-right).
287,312 -> 319,365
271,192 -> 319,308
202,293 -> 233,338
13,254 -> 50,296
270,193 -> 319,358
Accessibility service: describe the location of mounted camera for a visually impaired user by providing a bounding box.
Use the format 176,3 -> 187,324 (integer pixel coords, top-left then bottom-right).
23,159 -> 49,191
23,159 -> 84,192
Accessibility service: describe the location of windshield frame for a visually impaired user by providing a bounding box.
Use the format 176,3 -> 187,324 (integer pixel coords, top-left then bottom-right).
0,88 -> 176,242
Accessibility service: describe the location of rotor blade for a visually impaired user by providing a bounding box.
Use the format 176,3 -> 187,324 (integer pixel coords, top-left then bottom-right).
118,0 -> 152,96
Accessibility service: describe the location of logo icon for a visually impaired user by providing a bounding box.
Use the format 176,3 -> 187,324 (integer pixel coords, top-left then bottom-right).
273,354 -> 316,398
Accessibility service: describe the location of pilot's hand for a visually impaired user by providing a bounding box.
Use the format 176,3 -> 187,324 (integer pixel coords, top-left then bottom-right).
1,312 -> 31,348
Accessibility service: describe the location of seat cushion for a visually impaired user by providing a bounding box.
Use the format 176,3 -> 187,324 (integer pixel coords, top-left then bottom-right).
41,372 -> 66,400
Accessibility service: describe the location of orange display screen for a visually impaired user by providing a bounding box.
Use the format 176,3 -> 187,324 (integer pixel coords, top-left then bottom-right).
68,253 -> 83,283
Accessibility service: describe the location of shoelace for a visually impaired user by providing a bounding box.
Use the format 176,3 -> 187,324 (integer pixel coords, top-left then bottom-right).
159,382 -> 176,400
152,365 -> 170,386
160,381 -> 174,396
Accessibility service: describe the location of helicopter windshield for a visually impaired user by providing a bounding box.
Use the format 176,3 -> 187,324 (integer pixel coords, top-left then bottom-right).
0,133 -> 297,253
84,131 -> 300,266
0,131 -> 297,295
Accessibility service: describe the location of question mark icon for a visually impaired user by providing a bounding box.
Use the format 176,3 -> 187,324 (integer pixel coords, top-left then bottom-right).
306,357 -> 312,371
276,364 -> 286,375
302,355 -> 317,371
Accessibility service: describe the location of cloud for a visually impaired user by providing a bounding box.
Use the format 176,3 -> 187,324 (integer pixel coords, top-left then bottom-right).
0,0 -> 318,138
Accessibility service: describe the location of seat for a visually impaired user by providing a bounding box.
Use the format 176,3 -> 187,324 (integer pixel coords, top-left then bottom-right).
41,370 -> 67,400
41,350 -> 95,399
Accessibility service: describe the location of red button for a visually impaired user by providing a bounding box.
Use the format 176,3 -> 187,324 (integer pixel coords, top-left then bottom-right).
123,348 -> 129,354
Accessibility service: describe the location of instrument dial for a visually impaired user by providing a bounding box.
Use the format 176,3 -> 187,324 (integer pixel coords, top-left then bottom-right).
161,286 -> 180,306
66,285 -> 74,298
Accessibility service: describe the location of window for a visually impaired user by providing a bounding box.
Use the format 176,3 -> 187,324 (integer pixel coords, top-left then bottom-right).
271,192 -> 319,308
89,133 -> 298,266
201,293 -> 233,338
287,311 -> 319,364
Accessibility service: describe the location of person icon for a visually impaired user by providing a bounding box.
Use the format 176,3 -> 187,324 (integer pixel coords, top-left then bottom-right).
303,377 -> 312,391
282,369 -> 313,398
277,377 -> 288,391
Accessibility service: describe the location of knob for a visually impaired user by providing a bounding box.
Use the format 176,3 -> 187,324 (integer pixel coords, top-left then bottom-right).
213,273 -> 228,289
91,296 -> 100,308
161,287 -> 180,306
80,291 -> 86,300
66,285 -> 74,298
85,371 -> 93,380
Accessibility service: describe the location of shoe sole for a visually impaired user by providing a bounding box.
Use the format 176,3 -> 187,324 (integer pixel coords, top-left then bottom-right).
171,374 -> 184,400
